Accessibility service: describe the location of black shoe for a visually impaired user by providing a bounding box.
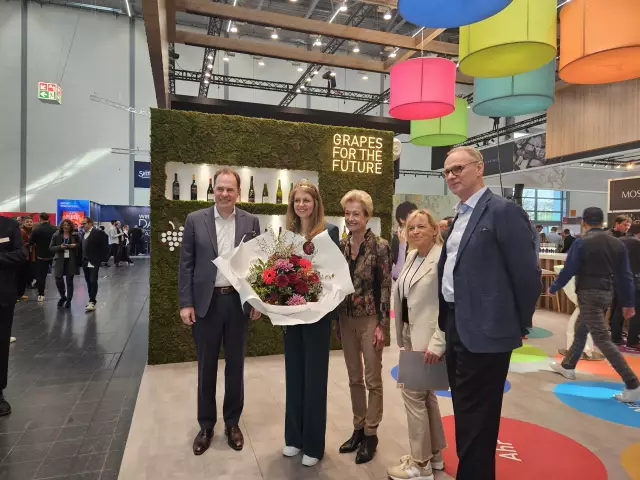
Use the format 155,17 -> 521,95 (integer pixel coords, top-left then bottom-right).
64,300 -> 71,309
355,434 -> 377,464
193,428 -> 213,455
339,429 -> 365,454
57,298 -> 67,308
0,395 -> 11,417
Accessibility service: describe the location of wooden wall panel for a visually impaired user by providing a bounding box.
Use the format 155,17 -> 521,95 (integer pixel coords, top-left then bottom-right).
546,78 -> 640,158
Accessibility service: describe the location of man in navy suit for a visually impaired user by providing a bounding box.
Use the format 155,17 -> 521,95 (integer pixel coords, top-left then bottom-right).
438,146 -> 540,480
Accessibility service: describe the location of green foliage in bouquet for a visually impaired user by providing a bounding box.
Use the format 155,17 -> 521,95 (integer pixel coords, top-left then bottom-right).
149,109 -> 393,364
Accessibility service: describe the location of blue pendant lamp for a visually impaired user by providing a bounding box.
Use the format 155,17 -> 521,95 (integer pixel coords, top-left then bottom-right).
473,61 -> 556,117
398,0 -> 512,28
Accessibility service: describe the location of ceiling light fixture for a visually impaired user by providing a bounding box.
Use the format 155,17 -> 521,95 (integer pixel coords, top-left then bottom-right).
124,0 -> 131,17
223,53 -> 229,61
258,59 -> 265,66
271,31 -> 279,40
205,72 -> 211,77
296,88 -> 301,93
353,44 -> 360,53
204,79 -> 209,84
297,66 -> 304,72
628,163 -> 635,170
314,38 -> 322,47
389,50 -> 397,58
362,75 -> 368,80
312,69 -> 319,75
207,63 -> 213,69
330,71 -> 336,77
339,2 -> 347,11
230,23 -> 238,33
383,9 -> 392,20
301,85 -> 306,90
207,54 -> 213,60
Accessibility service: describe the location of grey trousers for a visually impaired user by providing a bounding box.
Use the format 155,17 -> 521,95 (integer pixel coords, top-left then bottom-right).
563,289 -> 639,389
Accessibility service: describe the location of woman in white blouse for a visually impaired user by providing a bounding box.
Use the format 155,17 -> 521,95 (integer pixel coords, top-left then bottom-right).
387,209 -> 447,480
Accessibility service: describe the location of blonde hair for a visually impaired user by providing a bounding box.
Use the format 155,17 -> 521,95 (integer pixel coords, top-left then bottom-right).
447,146 -> 484,164
404,209 -> 443,247
286,180 -> 326,239
340,190 -> 374,218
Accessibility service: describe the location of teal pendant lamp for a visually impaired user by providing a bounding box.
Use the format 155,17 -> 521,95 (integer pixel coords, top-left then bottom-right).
472,60 -> 556,117
410,98 -> 468,147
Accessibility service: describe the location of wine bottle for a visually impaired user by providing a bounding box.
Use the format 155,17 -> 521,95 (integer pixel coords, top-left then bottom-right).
278,226 -> 282,238
248,176 -> 255,203
262,183 -> 269,203
172,173 -> 180,200
190,175 -> 197,201
342,226 -> 348,239
289,182 -> 294,201
276,179 -> 283,204
206,178 -> 214,202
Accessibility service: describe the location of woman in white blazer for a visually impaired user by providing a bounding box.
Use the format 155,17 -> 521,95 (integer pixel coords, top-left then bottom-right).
387,209 -> 447,480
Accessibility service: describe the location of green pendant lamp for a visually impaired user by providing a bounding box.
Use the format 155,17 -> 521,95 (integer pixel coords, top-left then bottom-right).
410,97 -> 468,147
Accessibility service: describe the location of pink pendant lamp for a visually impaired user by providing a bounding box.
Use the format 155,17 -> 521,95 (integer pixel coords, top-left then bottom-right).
389,57 -> 456,120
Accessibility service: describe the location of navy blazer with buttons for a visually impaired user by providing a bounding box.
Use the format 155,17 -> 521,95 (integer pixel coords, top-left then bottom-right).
437,188 -> 541,353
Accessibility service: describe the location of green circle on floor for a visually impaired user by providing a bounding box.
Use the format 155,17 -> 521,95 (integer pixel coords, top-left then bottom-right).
526,327 -> 553,339
511,345 -> 548,363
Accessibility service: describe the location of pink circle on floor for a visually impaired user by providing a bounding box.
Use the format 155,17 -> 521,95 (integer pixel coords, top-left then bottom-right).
441,416 -> 607,479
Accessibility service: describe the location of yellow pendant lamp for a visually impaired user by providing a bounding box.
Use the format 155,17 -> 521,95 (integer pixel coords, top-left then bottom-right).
458,0 -> 557,78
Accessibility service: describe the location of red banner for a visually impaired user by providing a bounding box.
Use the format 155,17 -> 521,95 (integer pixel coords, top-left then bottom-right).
0,212 -> 57,224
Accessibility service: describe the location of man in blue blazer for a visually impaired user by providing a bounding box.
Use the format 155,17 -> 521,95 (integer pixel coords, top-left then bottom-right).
437,147 -> 540,480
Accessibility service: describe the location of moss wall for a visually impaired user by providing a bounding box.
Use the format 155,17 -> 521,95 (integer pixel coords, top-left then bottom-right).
149,109 -> 394,365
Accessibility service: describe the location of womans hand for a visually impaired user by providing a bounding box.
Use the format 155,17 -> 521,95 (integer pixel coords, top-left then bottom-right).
424,350 -> 442,364
249,308 -> 262,321
372,324 -> 386,350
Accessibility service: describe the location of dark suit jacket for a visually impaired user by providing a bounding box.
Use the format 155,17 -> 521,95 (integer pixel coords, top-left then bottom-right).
0,217 -> 27,305
620,236 -> 640,276
179,206 -> 261,318
562,235 -> 576,253
82,228 -> 110,267
29,222 -> 57,259
437,189 -> 541,353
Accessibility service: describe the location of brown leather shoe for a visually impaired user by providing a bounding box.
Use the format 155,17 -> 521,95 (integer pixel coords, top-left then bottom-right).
225,425 -> 244,451
193,428 -> 213,456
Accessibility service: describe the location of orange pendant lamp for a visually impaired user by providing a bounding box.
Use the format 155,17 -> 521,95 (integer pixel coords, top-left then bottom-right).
559,0 -> 640,84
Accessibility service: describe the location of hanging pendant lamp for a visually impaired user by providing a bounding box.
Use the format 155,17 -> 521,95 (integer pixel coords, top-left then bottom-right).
559,0 -> 640,84
389,57 -> 456,121
473,61 -> 555,117
398,0 -> 512,28
458,0 -> 557,78
410,97 -> 468,147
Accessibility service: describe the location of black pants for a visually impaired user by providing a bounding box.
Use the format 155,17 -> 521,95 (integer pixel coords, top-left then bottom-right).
16,261 -> 32,298
192,291 -> 248,431
0,303 -> 15,392
55,259 -> 74,300
611,289 -> 640,345
110,244 -> 121,265
121,245 -> 133,264
35,259 -> 52,296
82,265 -> 99,303
445,307 -> 511,480
283,315 -> 332,460
132,240 -> 144,255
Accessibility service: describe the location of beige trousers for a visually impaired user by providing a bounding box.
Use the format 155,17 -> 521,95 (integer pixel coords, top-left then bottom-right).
339,314 -> 383,436
401,323 -> 447,463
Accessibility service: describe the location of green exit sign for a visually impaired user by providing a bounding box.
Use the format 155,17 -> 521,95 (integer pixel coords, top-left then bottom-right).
38,82 -> 62,104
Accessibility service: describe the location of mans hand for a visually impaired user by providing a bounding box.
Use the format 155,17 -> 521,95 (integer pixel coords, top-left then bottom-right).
60,244 -> 67,249
180,307 -> 196,326
372,324 -> 386,350
249,308 -> 261,321
424,350 -> 442,364
334,322 -> 341,342
623,307 -> 636,321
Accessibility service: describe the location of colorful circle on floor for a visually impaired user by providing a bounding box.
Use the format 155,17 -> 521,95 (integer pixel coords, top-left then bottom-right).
391,365 -> 398,381
621,442 -> 640,479
555,353 -> 640,379
441,416 -> 607,479
525,326 -> 553,339
511,345 -> 548,363
554,381 -> 640,428
435,380 -> 511,398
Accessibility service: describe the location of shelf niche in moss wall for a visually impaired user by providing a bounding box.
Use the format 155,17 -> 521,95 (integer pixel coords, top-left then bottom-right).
150,109 -> 394,365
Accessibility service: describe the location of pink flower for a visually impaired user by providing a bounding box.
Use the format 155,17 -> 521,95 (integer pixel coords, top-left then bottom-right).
274,259 -> 293,272
286,294 -> 307,306
262,268 -> 276,285
289,255 -> 301,266
299,258 -> 312,271
275,274 -> 290,288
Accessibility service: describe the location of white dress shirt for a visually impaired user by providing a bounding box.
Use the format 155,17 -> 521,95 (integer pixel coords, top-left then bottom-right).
442,186 -> 488,302
214,207 -> 236,287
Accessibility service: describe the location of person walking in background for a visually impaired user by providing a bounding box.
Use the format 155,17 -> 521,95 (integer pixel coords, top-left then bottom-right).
50,219 -> 80,309
178,168 -> 261,456
614,221 -> 640,351
108,220 -> 123,266
439,146 -> 540,480
337,190 -> 392,465
387,209 -> 447,480
29,213 -> 57,302
562,229 -> 576,253
129,225 -> 144,255
81,217 -> 109,312
550,207 -> 640,403
547,226 -> 563,249
120,225 -> 134,266
391,202 -> 417,281
611,215 -> 631,239
438,217 -> 454,240
0,216 -> 27,415
281,180 -> 339,467
16,216 -> 34,301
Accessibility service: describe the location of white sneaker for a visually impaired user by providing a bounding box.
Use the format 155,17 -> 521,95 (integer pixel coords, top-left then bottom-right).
37,295 -> 44,302
387,456 -> 434,480
431,451 -> 444,470
85,302 -> 96,312
614,386 -> 640,403
550,362 -> 576,380
282,446 -> 301,457
301,455 -> 319,467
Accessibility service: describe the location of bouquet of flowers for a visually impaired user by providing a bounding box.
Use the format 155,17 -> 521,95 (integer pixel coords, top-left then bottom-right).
214,228 -> 354,326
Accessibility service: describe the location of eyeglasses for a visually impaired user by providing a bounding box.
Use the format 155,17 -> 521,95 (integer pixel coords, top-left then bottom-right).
441,160 -> 479,179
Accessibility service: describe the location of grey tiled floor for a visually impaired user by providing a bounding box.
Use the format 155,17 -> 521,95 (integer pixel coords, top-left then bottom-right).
0,258 -> 149,480
120,307 -> 640,479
